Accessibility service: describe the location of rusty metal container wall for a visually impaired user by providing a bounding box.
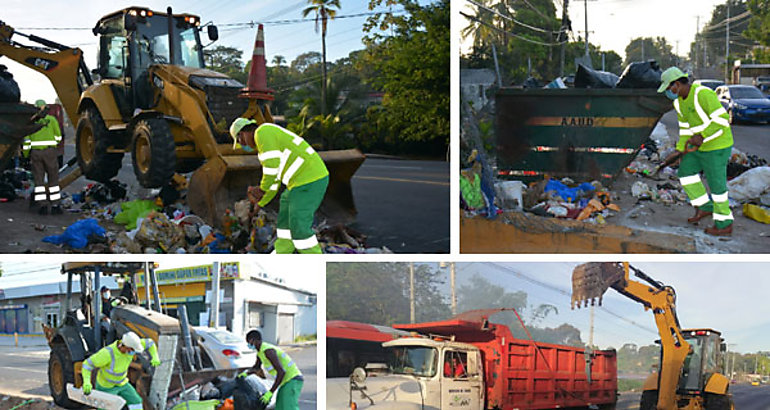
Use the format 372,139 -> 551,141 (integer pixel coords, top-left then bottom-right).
495,88 -> 672,182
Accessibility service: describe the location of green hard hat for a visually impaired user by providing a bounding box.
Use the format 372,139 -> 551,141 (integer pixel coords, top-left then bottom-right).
229,118 -> 256,146
34,99 -> 46,107
658,67 -> 687,93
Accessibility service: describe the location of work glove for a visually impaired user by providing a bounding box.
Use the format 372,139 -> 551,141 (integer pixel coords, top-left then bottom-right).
259,391 -> 273,405
151,357 -> 161,367
237,370 -> 249,379
82,381 -> 92,395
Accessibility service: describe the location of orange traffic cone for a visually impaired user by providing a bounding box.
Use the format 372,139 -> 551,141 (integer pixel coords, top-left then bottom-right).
240,24 -> 274,101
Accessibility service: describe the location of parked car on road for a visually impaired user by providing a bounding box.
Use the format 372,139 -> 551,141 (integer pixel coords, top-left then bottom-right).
694,79 -> 725,90
194,327 -> 257,370
715,84 -> 770,124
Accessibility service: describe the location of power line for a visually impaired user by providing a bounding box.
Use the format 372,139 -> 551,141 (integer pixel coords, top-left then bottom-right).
465,0 -> 568,35
461,11 -> 568,47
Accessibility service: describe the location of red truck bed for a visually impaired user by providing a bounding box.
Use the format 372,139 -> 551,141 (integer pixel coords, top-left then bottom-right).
395,311 -> 617,410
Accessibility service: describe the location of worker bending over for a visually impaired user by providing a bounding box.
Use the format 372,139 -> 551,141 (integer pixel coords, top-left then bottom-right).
658,67 -> 734,236
81,332 -> 160,410
240,329 -> 304,410
23,99 -> 62,215
230,119 -> 328,253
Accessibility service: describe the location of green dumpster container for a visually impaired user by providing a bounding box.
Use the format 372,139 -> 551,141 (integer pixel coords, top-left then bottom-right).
495,88 -> 672,182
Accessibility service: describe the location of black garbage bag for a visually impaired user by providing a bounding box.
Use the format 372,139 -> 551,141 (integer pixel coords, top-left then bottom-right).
213,376 -> 238,399
616,60 -> 662,89
574,64 -> 619,88
200,382 -> 222,401
0,65 -> 20,103
521,76 -> 541,88
233,375 -> 269,410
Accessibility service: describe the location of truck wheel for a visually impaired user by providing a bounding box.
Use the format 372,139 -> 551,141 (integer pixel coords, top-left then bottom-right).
639,390 -> 658,410
76,107 -> 123,182
704,393 -> 732,410
131,118 -> 177,188
48,344 -> 82,409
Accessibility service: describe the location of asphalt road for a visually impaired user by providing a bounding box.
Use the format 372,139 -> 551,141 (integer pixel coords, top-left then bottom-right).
614,383 -> 770,409
350,157 -> 450,253
0,344 -> 317,410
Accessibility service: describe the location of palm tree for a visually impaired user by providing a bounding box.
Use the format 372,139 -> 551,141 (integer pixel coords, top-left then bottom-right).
272,55 -> 286,67
302,0 -> 341,118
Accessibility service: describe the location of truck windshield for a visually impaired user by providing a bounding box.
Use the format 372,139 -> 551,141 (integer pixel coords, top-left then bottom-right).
387,346 -> 438,378
134,15 -> 203,69
680,335 -> 708,391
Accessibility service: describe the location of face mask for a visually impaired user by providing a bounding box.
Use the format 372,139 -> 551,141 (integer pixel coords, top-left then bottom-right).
665,89 -> 678,101
248,343 -> 256,350
103,292 -> 110,300
241,145 -> 254,153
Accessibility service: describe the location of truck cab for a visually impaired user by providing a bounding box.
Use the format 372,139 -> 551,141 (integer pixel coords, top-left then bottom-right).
330,337 -> 485,409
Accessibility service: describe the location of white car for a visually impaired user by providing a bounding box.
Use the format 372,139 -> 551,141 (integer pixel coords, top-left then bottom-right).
193,327 -> 257,370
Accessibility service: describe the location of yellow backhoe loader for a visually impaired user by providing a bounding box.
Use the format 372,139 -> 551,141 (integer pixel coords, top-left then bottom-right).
571,262 -> 734,410
0,7 -> 364,227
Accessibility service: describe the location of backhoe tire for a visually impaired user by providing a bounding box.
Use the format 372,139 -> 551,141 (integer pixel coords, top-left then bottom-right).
639,390 -> 658,410
704,393 -> 733,410
131,118 -> 177,188
48,344 -> 83,409
76,107 -> 122,182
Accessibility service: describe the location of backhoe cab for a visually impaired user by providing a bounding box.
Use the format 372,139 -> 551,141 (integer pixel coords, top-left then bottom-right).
571,262 -> 734,410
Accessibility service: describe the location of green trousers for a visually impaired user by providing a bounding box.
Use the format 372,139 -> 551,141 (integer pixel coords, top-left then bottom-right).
275,377 -> 304,410
95,381 -> 143,410
275,176 -> 328,254
677,147 -> 733,229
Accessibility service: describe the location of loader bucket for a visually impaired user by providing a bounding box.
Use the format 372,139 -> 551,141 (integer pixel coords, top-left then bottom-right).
571,262 -> 626,309
0,103 -> 43,170
188,149 -> 365,229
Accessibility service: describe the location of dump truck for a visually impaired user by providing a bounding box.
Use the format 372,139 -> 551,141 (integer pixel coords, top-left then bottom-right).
571,262 -> 734,410
327,309 -> 618,409
44,262 -> 243,409
326,320 -> 410,378
460,87 -> 701,253
0,7 -> 364,227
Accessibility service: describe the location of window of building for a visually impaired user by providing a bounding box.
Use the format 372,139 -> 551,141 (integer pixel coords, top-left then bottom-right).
46,312 -> 58,328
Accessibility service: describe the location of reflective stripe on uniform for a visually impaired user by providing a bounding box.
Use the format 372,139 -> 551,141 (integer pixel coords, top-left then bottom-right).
275,150 -> 291,181
34,194 -> 46,201
713,212 -> 734,221
709,106 -> 727,119
679,175 -> 702,186
83,358 -> 96,371
277,229 -> 292,239
673,99 -> 682,116
680,128 -> 694,136
712,192 -> 729,202
702,129 -> 723,143
305,146 -> 315,155
269,183 -> 279,191
49,193 -> 61,201
258,150 -> 282,162
282,157 -> 304,185
691,193 -> 710,207
293,235 -> 318,249
262,167 -> 279,175
49,186 -> 60,193
678,121 -> 689,128
34,186 -> 46,193
29,140 -> 58,147
128,405 -> 143,410
292,135 -> 303,146
689,87 -> 711,133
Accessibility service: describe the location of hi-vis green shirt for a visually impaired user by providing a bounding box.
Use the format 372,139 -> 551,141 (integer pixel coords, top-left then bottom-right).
257,342 -> 302,388
673,84 -> 733,152
254,124 -> 329,207
22,114 -> 61,157
82,339 -> 159,388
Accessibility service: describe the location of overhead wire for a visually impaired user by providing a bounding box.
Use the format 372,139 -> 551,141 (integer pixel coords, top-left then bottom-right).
460,11 -> 567,47
465,0 -> 568,35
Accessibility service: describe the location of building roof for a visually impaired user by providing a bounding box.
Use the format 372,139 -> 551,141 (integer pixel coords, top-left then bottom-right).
461,68 -> 496,85
0,277 -> 119,300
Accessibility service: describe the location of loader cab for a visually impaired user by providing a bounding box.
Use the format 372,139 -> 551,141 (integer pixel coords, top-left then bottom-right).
677,329 -> 724,394
93,7 -> 210,114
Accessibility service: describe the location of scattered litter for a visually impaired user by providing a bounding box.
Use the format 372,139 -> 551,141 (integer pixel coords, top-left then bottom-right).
744,203 -> 770,224
42,218 -> 106,249
728,166 -> 770,203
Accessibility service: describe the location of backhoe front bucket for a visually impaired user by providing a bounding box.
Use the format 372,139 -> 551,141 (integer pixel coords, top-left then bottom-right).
188,149 -> 365,229
571,262 -> 626,309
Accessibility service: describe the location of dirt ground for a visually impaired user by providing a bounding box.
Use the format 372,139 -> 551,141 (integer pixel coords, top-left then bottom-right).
0,396 -> 60,410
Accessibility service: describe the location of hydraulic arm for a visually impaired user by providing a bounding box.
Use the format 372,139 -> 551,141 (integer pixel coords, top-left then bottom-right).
572,262 -> 690,410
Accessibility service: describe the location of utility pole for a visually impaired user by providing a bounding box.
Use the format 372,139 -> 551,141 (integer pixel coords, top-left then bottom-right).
584,0 -> 589,57
559,0 -> 570,76
409,262 -> 415,323
695,16 -> 700,73
210,262 -> 220,328
725,0 -> 730,83
588,305 -> 594,348
641,40 -> 645,61
450,262 -> 456,315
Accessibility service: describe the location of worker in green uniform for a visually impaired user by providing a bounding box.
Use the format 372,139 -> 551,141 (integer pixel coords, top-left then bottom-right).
81,332 -> 160,410
240,329 -> 303,410
658,67 -> 734,236
230,119 -> 329,253
23,100 -> 62,215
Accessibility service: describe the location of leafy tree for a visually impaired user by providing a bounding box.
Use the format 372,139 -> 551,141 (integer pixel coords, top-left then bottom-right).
360,0 -> 449,151
291,51 -> 323,74
624,37 -> 677,67
302,0 -> 341,117
326,262 -> 450,325
745,0 -> 770,62
203,45 -> 247,84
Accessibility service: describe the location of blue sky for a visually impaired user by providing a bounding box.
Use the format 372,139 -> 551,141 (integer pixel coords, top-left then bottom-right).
2,0 -> 411,103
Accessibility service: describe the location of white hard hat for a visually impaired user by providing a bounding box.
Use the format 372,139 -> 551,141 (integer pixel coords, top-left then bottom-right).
229,117 -> 256,147
121,332 -> 144,353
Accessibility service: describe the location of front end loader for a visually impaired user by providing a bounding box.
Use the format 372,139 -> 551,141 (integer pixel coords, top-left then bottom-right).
571,262 -> 734,410
0,7 -> 364,228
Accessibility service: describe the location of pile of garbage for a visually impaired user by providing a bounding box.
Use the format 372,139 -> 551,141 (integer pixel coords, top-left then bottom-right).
570,60 -> 663,89
39,174 -> 390,254
167,374 -> 270,410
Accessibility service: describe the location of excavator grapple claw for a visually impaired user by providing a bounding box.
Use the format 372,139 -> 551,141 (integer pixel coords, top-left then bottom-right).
571,262 -> 626,309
